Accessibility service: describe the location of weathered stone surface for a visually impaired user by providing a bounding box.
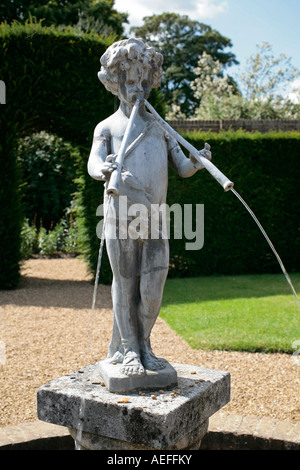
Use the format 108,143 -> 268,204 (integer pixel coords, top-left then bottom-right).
68,419 -> 208,450
98,357 -> 178,393
37,362 -> 230,450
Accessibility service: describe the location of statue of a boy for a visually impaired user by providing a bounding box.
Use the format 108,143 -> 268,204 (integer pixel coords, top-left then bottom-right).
88,38 -> 211,378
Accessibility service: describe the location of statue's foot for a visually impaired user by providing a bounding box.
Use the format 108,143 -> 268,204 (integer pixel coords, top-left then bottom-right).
121,351 -> 145,377
141,350 -> 166,371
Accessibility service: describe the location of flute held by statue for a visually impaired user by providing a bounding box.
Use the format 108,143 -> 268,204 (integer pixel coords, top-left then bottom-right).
106,97 -> 141,196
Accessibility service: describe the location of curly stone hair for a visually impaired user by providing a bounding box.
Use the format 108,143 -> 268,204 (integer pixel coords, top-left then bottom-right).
98,38 -> 163,97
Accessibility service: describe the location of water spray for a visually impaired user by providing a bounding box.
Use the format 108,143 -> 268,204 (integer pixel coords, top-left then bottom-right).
230,188 -> 300,308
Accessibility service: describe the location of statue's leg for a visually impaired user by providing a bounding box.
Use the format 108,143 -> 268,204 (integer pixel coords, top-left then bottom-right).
107,310 -> 123,363
105,236 -> 145,376
138,238 -> 169,370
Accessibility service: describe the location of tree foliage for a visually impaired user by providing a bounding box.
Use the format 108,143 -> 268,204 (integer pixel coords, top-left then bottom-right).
192,43 -> 300,119
130,12 -> 237,116
240,42 -> 299,101
190,51 -> 241,119
0,0 -> 128,36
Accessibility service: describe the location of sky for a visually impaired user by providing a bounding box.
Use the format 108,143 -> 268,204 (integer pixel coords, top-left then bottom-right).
114,0 -> 300,97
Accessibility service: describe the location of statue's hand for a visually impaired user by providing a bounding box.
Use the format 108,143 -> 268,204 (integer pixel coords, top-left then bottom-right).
199,142 -> 212,161
101,154 -> 118,181
190,143 -> 212,168
190,143 -> 212,170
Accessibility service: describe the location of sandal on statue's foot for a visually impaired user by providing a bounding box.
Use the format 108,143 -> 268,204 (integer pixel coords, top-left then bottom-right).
108,351 -> 123,363
121,351 -> 145,377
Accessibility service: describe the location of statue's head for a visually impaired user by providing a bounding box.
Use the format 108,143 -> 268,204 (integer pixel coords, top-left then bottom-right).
98,38 -> 163,101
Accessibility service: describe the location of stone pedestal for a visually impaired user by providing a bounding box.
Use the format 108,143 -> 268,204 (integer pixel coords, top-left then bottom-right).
98,357 -> 178,393
37,362 -> 230,450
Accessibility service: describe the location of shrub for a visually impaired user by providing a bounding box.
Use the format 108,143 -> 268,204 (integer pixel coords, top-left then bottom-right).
17,131 -> 80,230
20,219 -> 75,258
20,219 -> 38,258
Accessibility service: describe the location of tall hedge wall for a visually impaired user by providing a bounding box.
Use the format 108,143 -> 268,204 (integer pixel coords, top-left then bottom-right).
77,129 -> 300,283
167,130 -> 300,277
0,21 -> 115,288
0,21 -> 165,288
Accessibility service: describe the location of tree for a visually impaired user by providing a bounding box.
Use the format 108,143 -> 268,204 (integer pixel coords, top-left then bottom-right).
240,42 -> 299,100
0,0 -> 128,37
192,43 -> 300,120
238,42 -> 300,119
130,12 -> 237,116
191,51 -> 242,119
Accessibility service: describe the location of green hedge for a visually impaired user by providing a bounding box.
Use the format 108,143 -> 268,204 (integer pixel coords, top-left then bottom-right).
0,21 -> 165,288
0,118 -> 23,288
167,130 -> 300,277
0,21 -> 115,288
78,129 -> 300,283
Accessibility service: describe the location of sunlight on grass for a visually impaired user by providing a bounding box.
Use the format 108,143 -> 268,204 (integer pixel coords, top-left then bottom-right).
160,273 -> 300,353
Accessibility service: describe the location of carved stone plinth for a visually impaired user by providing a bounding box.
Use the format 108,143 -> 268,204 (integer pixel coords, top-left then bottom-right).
37,362 -> 230,450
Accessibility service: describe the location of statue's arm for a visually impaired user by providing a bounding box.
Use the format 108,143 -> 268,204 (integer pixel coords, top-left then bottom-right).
166,133 -> 201,177
166,133 -> 212,178
87,124 -> 111,181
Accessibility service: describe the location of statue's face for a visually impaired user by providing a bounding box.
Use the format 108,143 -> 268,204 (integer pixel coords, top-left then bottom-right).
118,61 -> 153,105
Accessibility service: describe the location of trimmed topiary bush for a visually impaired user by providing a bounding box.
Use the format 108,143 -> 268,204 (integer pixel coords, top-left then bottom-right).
166,129 -> 300,277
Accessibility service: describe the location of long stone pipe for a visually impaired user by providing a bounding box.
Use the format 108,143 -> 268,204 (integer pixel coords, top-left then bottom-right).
144,98 -> 234,192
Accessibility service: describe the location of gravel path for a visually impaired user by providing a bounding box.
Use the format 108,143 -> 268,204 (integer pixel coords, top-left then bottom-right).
0,257 -> 299,427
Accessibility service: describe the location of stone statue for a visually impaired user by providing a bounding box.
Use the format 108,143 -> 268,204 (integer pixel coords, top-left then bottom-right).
87,38 -> 212,382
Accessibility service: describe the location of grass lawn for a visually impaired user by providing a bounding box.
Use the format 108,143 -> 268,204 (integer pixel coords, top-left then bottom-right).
160,272 -> 300,353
